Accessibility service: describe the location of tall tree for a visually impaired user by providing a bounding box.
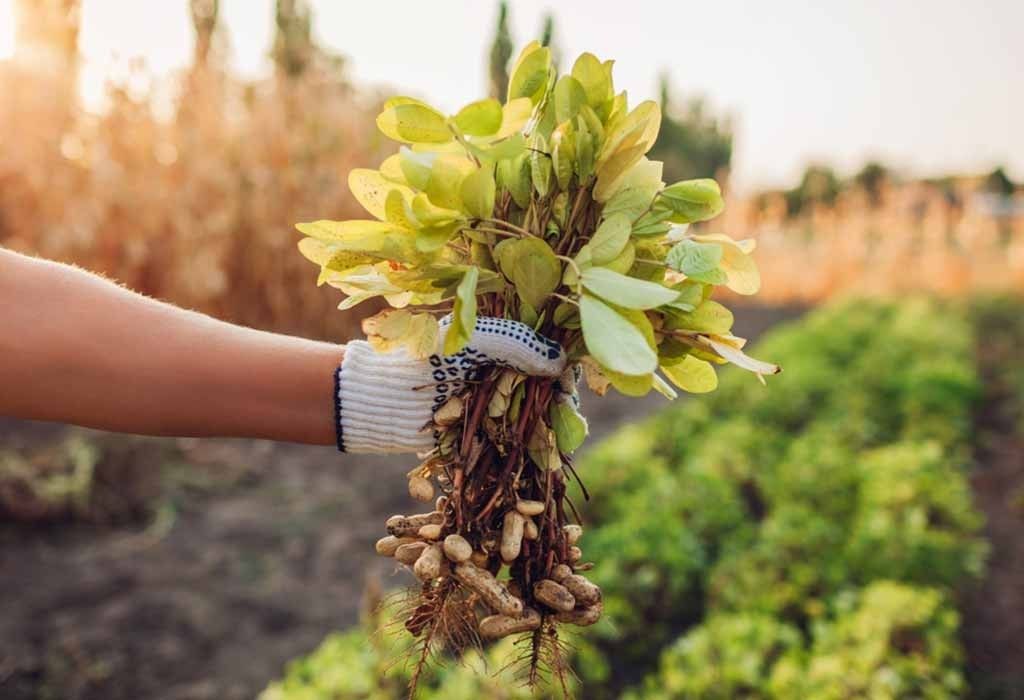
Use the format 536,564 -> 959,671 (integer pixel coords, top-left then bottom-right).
984,166 -> 1016,198
488,2 -> 513,100
538,12 -> 561,71
854,161 -> 889,208
273,0 -> 314,77
650,74 -> 733,184
189,0 -> 220,67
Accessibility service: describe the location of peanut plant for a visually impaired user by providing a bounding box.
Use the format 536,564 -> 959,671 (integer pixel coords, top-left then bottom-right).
297,42 -> 777,695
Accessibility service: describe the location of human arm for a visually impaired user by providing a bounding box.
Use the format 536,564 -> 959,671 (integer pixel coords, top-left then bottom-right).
0,248 -> 341,445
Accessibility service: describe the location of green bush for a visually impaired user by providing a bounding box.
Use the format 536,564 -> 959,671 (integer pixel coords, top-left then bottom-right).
579,298 -> 985,695
772,582 -> 966,700
626,614 -> 803,700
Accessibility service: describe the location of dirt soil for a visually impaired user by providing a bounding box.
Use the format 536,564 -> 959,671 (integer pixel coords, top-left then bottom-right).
0,306 -> 800,700
960,305 -> 1024,699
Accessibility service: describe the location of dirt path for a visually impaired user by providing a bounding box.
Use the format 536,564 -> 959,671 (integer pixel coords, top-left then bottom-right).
0,305 -> 801,700
961,301 -> 1024,699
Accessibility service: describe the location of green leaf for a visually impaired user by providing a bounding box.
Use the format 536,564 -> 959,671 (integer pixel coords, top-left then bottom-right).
376,101 -> 452,144
409,193 -> 463,227
550,401 -> 587,453
666,239 -> 723,276
530,134 -> 552,197
415,221 -> 459,252
602,157 -> 664,221
397,147 -> 435,190
686,267 -> 728,285
664,279 -> 705,312
657,179 -> 725,223
508,152 -> 532,208
494,98 -> 534,139
604,240 -> 636,275
453,98 -> 503,136
508,42 -> 552,104
632,209 -> 674,237
586,213 -> 632,265
460,167 -> 496,220
661,355 -> 718,393
571,52 -> 612,110
580,294 -> 657,376
665,299 -> 734,334
551,121 -> 576,191
554,75 -> 587,124
604,367 -> 654,397
580,267 -> 679,310
444,267 -> 479,355
478,132 -> 526,162
493,237 -> 562,310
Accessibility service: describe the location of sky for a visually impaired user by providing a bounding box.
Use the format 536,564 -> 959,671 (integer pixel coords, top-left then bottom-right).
1,0 -> 1021,190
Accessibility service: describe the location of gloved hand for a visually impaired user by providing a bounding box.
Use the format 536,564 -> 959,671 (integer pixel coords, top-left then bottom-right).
335,316 -> 584,454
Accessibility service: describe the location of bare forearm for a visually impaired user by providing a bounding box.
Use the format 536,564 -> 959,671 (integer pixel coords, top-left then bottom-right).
0,249 -> 341,445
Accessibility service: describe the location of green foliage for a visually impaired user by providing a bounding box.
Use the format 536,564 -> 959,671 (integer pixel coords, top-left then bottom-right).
260,617 -> 594,700
773,582 -> 966,699
577,298 -> 985,695
625,614 -> 803,700
297,42 -> 776,381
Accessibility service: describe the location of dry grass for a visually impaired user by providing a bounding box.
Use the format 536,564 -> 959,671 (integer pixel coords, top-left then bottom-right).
721,179 -> 1024,304
0,57 -> 388,341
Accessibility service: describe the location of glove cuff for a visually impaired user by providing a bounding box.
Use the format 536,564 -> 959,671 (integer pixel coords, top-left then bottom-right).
335,341 -> 436,454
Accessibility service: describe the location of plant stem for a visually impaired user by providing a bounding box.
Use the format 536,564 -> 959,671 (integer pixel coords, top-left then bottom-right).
481,218 -> 534,237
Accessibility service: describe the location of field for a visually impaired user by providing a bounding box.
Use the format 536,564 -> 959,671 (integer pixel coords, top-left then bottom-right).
3,5 -> 1024,698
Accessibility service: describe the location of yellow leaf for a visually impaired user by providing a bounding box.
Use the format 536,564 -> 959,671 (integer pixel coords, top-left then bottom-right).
661,355 -> 718,393
692,233 -> 761,295
348,169 -> 395,220
376,100 -> 452,144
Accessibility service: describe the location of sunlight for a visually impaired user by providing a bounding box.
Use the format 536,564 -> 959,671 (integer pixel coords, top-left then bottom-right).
0,0 -> 15,61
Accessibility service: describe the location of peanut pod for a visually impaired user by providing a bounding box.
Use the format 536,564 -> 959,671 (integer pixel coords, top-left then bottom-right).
550,564 -> 573,582
568,545 -> 583,563
555,600 -> 603,627
453,562 -> 523,617
563,524 -> 583,545
408,475 -> 434,503
375,535 -> 417,557
395,542 -> 429,565
562,574 -> 602,606
386,512 -> 442,537
479,608 -> 542,639
523,517 -> 539,541
533,579 -> 576,613
413,543 -> 443,581
442,534 -> 473,563
418,523 -> 442,540
500,510 -> 525,562
515,499 -> 545,517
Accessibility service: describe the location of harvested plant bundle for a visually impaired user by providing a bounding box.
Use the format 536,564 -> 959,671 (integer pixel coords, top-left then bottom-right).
298,42 -> 778,695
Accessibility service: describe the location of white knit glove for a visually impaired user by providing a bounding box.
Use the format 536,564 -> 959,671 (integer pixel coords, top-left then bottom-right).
335,316 -> 581,454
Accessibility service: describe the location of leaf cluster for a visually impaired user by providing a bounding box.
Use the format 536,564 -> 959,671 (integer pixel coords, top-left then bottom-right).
297,42 -> 777,396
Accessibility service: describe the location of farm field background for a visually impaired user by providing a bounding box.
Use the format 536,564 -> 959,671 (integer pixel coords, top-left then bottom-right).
2,2 -> 1023,699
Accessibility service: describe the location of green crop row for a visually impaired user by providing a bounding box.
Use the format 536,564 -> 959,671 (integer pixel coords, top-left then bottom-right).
262,298 -> 988,699
581,298 -> 986,698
